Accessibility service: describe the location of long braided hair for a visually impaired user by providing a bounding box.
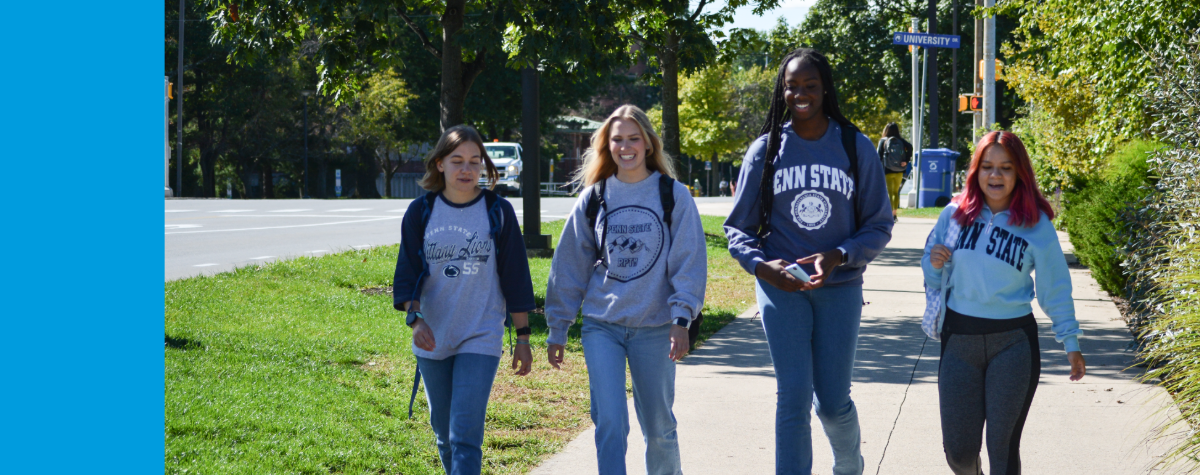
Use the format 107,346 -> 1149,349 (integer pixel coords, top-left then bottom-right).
755,48 -> 859,240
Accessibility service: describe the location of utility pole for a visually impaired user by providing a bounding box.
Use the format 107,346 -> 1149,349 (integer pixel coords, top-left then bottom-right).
301,90 -> 312,198
973,0 -> 983,143
952,0 -> 959,153
521,66 -> 552,256
909,17 -> 920,208
177,0 -> 185,196
926,0 -> 939,148
983,0 -> 997,131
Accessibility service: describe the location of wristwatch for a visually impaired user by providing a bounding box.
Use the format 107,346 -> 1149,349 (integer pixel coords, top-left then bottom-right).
515,326 -> 532,337
674,317 -> 691,329
405,310 -> 424,328
836,246 -> 849,265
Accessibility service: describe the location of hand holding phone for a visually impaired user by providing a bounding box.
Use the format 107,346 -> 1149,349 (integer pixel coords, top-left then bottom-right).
784,263 -> 811,283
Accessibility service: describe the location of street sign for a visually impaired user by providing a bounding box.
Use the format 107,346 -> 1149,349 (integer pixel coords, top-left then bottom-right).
893,32 -> 961,49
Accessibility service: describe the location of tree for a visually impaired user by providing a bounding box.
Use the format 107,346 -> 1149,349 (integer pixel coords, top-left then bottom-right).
343,70 -> 414,198
617,0 -> 781,164
998,0 -> 1200,187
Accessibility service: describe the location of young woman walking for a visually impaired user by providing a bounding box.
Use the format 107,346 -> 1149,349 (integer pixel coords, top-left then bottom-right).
876,122 -> 913,221
723,48 -> 894,475
545,105 -> 707,475
392,125 -> 536,475
923,131 -> 1085,475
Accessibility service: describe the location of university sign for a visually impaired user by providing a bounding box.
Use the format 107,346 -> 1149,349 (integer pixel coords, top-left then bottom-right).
892,32 -> 961,49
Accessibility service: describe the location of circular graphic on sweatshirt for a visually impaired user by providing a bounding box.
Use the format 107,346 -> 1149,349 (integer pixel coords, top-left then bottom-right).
601,206 -> 665,283
791,190 -> 832,230
442,264 -> 461,278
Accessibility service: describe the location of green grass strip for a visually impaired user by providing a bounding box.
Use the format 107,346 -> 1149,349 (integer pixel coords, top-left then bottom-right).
166,215 -> 756,474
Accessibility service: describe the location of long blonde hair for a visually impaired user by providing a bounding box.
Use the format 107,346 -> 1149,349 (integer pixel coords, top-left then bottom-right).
571,105 -> 676,191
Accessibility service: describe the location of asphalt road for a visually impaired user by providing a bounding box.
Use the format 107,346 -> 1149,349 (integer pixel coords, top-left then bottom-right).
164,197 -> 736,281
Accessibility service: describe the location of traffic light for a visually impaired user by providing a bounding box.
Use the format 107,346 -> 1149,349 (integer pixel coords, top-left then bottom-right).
958,94 -> 983,112
168,82 -> 174,100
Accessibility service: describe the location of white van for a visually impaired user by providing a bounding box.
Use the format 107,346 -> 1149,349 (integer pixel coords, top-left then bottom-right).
483,142 -> 523,196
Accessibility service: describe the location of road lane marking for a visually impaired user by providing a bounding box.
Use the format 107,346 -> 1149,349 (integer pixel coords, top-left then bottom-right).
164,210 -> 195,213
309,250 -> 328,253
165,224 -> 202,229
249,256 -> 275,260
164,216 -> 400,235
388,209 -> 406,212
270,209 -> 311,212
210,209 -> 254,213
326,208 -> 371,212
193,263 -> 219,267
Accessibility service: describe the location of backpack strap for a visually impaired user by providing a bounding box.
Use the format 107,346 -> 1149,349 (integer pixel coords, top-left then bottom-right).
840,123 -> 862,229
658,174 -> 675,232
585,179 -> 608,266
482,189 -> 503,239
408,191 -> 438,420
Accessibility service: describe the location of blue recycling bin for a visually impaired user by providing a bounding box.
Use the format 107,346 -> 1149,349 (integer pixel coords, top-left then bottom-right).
917,148 -> 959,208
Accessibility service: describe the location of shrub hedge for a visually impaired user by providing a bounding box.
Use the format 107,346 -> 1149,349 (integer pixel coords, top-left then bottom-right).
1060,140 -> 1160,295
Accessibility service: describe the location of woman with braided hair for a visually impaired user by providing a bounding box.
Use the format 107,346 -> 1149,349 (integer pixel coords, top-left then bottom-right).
723,48 -> 894,475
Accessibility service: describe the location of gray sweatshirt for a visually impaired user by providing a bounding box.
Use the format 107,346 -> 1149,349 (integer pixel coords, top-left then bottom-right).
545,172 -> 707,346
724,121 -> 894,285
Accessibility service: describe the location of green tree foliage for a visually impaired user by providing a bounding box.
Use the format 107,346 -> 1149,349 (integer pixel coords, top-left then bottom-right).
342,70 -> 414,198
999,0 -> 1200,185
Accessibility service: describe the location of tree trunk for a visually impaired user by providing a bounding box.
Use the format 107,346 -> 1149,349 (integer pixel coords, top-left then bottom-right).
660,31 -> 681,168
710,153 -> 718,198
440,0 -> 466,130
262,161 -> 274,199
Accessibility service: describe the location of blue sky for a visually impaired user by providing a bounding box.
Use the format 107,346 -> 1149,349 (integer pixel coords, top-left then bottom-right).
701,0 -> 818,33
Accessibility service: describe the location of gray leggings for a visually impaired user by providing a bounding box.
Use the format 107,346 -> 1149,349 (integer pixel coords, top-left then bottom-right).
938,309 -> 1040,475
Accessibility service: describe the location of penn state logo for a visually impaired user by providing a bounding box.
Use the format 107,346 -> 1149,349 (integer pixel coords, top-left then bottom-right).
791,190 -> 832,230
442,264 -> 461,278
601,206 -> 665,283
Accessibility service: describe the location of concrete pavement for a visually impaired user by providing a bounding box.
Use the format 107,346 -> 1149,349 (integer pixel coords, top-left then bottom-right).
530,216 -> 1185,475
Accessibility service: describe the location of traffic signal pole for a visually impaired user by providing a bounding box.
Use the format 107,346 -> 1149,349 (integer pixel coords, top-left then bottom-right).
910,18 -> 920,208
983,0 -> 997,130
177,0 -> 184,197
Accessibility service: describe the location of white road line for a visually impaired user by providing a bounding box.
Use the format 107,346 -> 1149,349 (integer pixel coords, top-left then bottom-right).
270,209 -> 311,213
165,224 -> 202,229
210,209 -> 254,213
164,210 -> 195,213
326,208 -> 371,212
351,245 -> 372,249
249,256 -> 275,260
193,263 -> 219,267
309,250 -> 328,253
164,216 -> 401,235
388,209 -> 406,212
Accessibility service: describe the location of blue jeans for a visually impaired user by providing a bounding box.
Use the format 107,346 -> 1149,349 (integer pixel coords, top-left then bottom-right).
416,353 -> 501,475
756,280 -> 865,475
581,317 -> 682,475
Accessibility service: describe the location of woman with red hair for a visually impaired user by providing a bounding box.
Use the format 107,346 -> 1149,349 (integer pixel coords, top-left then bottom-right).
922,131 -> 1086,475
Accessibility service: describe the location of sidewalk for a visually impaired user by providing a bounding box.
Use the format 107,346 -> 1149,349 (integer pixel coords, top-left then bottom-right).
530,217 -> 1185,474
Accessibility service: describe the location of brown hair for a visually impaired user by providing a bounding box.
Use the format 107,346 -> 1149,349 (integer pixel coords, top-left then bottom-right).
570,105 -> 675,191
418,125 -> 499,192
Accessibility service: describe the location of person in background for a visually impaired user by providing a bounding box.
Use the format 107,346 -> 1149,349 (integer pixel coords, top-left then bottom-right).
545,105 -> 707,475
876,122 -> 912,222
923,131 -> 1085,475
392,125 -> 536,475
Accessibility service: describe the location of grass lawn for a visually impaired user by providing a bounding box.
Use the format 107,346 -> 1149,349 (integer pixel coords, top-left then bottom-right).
898,206 -> 945,220
165,215 -> 755,474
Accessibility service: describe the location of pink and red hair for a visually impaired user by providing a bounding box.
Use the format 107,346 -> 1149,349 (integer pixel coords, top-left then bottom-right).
952,131 -> 1054,228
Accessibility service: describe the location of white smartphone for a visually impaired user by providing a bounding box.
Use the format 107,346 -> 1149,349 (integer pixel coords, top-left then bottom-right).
784,263 -> 811,283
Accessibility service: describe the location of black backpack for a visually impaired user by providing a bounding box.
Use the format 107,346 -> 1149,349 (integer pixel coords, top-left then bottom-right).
881,136 -> 907,173
585,174 -> 704,348
407,189 -> 508,418
757,123 -> 863,242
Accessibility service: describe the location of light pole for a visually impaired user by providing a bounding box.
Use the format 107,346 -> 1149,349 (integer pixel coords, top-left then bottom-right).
177,0 -> 184,196
301,90 -> 314,198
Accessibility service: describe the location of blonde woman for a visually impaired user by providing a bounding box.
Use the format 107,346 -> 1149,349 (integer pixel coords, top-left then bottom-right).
545,105 -> 707,475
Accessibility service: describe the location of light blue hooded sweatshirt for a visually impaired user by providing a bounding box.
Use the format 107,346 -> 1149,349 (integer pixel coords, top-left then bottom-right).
922,203 -> 1082,352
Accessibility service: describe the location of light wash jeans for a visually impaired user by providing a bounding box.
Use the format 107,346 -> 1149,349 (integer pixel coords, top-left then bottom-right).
756,280 -> 865,475
581,317 -> 683,475
416,353 -> 501,475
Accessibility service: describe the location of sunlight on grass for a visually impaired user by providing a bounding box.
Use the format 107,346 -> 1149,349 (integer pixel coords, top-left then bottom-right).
166,215 -> 756,474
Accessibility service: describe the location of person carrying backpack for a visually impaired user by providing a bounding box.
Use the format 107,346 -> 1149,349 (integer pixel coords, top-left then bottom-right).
723,49 -> 894,475
545,105 -> 707,475
876,122 -> 912,222
392,125 -> 536,475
